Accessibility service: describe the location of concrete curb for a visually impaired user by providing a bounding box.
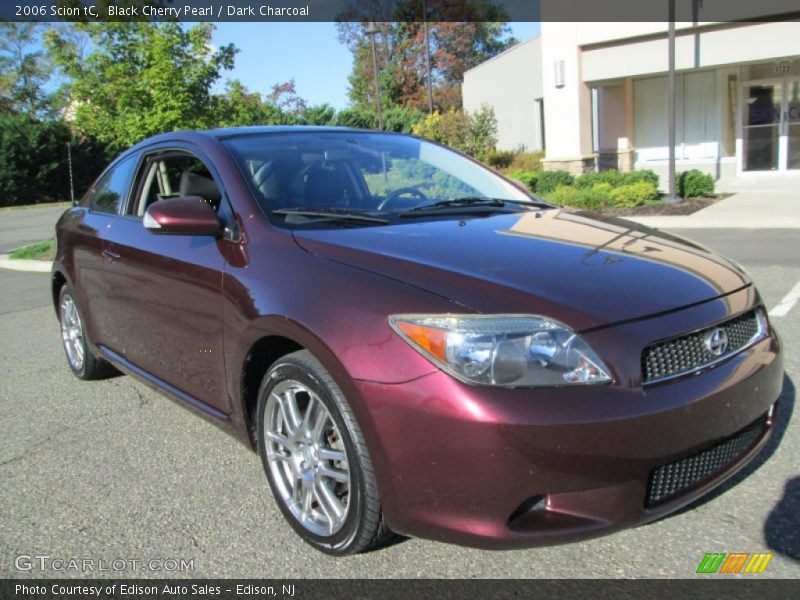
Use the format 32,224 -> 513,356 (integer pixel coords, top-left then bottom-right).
0,254 -> 52,273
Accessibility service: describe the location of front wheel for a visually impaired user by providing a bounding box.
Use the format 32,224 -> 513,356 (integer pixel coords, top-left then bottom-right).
256,350 -> 392,555
58,284 -> 115,380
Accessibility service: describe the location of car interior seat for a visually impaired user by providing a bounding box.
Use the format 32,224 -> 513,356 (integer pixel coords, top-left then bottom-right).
179,171 -> 222,211
303,163 -> 346,208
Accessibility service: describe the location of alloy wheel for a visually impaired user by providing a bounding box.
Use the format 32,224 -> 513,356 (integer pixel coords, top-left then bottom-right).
60,294 -> 85,372
263,379 -> 351,536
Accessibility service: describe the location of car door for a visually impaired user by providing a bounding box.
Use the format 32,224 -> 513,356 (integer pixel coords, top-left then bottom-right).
98,146 -> 233,414
74,154 -> 140,350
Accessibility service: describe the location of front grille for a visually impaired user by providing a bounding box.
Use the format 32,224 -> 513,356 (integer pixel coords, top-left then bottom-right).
642,309 -> 764,384
645,418 -> 766,507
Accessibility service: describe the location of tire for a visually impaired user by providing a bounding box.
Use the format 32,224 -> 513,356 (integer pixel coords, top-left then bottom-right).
57,284 -> 116,380
256,349 -> 393,555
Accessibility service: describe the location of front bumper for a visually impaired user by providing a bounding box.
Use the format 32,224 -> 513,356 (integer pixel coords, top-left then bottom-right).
355,296 -> 784,549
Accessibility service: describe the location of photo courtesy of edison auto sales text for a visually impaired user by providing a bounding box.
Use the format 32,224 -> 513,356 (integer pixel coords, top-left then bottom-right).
14,584 -> 296,597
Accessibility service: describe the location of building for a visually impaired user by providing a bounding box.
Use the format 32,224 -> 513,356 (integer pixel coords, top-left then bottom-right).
463,37 -> 545,153
463,20 -> 800,184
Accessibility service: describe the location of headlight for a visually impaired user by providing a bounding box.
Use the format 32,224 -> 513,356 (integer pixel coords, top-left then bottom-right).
389,314 -> 612,387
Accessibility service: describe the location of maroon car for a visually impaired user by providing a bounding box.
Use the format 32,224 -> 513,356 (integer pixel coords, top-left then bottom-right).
52,127 -> 783,555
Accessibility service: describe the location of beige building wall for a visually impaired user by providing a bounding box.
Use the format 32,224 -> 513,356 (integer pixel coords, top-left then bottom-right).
462,37 -> 544,152
582,22 -> 800,82
540,23 -> 594,173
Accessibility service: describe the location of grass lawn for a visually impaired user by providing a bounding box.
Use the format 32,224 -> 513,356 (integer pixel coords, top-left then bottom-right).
9,240 -> 54,261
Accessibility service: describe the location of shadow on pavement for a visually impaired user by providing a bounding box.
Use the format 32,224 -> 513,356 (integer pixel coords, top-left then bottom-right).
764,476 -> 800,561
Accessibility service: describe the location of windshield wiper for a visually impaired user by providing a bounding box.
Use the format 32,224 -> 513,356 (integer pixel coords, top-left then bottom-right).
400,197 -> 550,218
404,197 -> 506,212
273,207 -> 390,224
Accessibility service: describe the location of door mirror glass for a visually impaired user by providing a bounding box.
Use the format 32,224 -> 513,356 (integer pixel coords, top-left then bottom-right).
144,197 -> 222,236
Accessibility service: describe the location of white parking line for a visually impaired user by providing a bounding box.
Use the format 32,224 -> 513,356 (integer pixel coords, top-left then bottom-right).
769,281 -> 800,318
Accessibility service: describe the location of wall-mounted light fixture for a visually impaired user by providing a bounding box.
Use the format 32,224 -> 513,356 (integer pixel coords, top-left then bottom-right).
554,60 -> 565,88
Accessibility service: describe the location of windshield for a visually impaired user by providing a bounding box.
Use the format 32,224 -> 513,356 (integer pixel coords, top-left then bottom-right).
221,131 -> 535,226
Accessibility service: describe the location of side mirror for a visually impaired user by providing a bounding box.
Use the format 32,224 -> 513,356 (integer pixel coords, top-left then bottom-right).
144,197 -> 222,236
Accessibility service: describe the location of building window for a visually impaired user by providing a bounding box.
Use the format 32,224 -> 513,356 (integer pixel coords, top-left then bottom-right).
633,71 -> 720,161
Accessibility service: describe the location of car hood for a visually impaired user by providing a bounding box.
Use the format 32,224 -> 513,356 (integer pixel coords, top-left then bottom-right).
292,208 -> 750,331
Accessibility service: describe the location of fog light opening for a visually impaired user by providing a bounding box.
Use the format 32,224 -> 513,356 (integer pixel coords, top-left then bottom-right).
508,495 -> 547,525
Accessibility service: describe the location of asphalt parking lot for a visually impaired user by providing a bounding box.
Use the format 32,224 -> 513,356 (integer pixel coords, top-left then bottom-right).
0,207 -> 798,578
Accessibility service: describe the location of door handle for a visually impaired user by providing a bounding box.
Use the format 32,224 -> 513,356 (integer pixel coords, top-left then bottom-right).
102,248 -> 120,263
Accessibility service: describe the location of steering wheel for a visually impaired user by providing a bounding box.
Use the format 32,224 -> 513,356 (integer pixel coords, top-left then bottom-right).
377,187 -> 429,211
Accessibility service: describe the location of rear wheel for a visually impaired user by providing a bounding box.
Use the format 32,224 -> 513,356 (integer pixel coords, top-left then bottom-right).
58,284 -> 115,380
256,350 -> 392,555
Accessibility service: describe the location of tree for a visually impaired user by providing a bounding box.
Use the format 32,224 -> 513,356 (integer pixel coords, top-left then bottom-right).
267,79 -> 307,118
411,104 -> 497,160
45,22 -> 236,149
0,23 -> 54,117
337,16 -> 515,112
214,80 -> 289,127
300,103 -> 337,125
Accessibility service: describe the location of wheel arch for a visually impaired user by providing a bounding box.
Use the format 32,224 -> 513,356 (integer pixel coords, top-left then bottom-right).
240,334 -> 304,448
235,317 -> 388,479
51,269 -> 68,316
236,316 -> 369,444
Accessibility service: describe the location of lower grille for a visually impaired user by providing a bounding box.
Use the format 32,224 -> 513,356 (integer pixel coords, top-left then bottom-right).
645,418 -> 766,507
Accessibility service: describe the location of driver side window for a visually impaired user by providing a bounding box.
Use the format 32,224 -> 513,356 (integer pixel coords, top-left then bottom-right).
133,153 -> 222,217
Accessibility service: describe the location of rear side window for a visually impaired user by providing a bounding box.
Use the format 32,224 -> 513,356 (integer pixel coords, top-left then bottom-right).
91,156 -> 137,215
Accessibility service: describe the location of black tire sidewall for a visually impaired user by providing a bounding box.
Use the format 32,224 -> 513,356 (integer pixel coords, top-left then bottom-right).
256,356 -> 367,554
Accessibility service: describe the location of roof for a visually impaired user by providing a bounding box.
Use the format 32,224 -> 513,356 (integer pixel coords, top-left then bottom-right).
204,125 -> 371,138
120,125 -> 401,155
463,35 -> 541,77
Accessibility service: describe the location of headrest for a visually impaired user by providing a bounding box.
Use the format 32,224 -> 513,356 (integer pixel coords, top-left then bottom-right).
179,171 -> 221,202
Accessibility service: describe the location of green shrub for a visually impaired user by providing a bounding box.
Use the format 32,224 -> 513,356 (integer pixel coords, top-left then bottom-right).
411,104 -> 498,162
507,170 -> 539,192
574,170 -> 624,189
545,183 -> 609,210
335,107 -> 377,129
574,169 -> 660,191
608,181 -> 659,208
623,169 -> 659,189
536,170 -> 575,195
678,169 -> 714,198
382,106 -> 425,133
544,179 -> 658,210
486,150 -> 517,169
299,103 -> 337,126
506,150 -> 544,172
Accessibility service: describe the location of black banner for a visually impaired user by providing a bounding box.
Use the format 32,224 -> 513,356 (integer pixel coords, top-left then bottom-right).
2,0 -> 800,23
2,579 -> 800,600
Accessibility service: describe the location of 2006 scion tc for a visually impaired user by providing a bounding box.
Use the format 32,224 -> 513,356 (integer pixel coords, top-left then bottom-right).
53,127 -> 783,555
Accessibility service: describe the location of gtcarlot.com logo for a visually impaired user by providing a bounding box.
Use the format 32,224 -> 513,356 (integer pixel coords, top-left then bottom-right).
696,552 -> 772,574
14,555 -> 194,572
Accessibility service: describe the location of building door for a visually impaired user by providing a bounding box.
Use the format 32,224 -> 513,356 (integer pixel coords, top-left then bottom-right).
741,78 -> 800,172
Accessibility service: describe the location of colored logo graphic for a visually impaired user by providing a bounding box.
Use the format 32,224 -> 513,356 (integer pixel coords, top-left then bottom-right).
696,552 -> 772,574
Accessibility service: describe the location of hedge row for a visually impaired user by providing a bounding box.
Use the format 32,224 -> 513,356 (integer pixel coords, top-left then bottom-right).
508,168 -> 715,209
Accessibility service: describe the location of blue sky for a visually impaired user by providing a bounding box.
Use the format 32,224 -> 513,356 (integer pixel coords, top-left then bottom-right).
212,22 -> 540,109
